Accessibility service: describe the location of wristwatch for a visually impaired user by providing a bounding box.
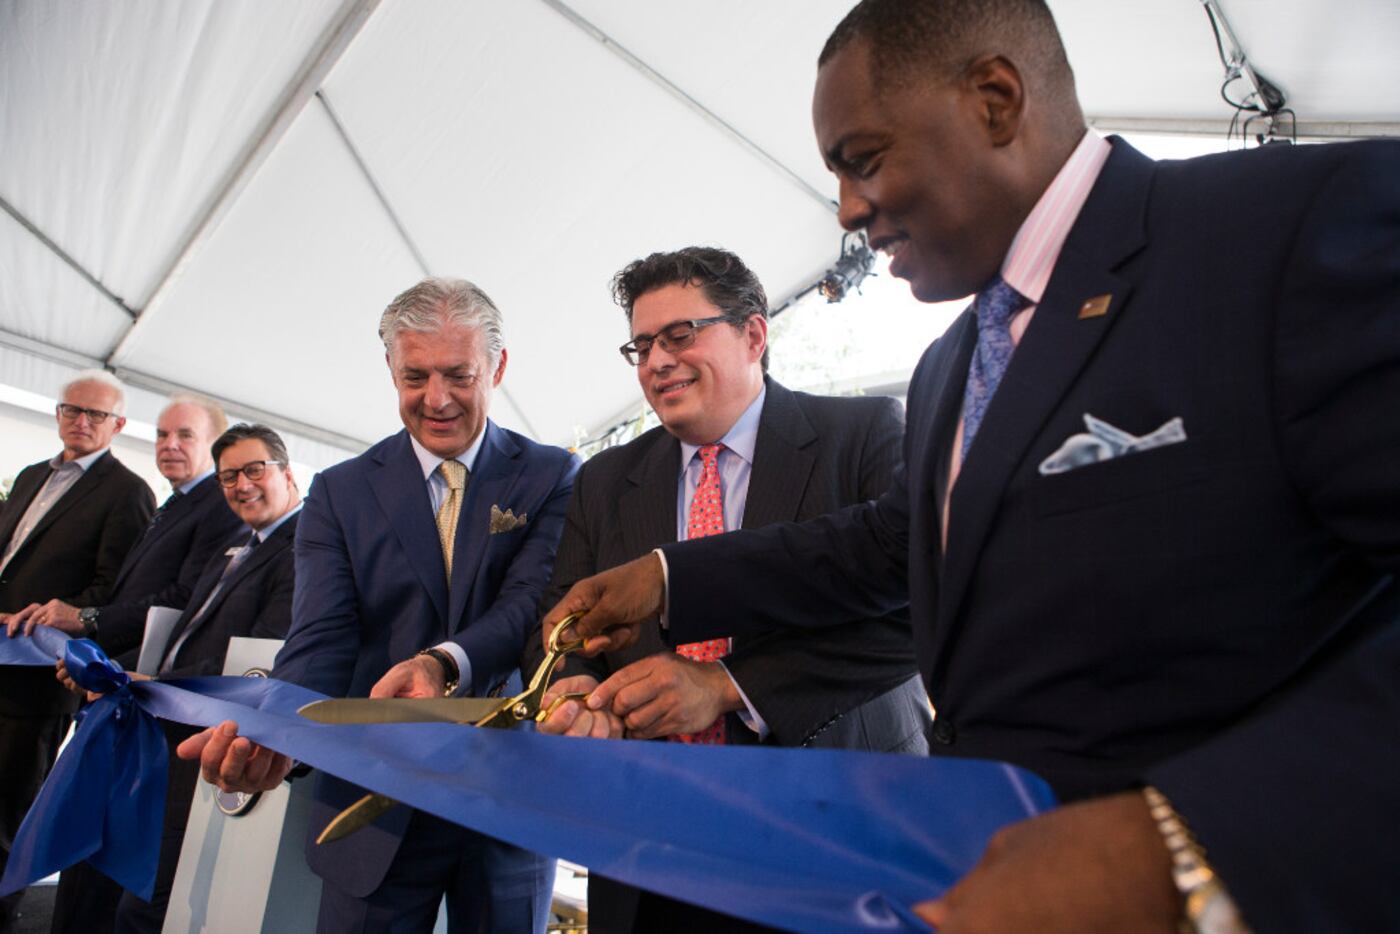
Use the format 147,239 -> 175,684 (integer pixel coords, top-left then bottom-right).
417,647 -> 460,696
78,606 -> 100,639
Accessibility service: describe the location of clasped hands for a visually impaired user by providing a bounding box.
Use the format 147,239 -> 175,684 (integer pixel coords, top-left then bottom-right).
4,599 -> 83,637
537,652 -> 739,740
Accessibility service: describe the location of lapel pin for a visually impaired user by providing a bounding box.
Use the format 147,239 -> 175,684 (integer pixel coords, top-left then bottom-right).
1078,293 -> 1112,319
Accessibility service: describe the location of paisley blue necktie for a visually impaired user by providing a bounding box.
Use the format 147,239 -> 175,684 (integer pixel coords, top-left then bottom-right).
961,277 -> 1031,459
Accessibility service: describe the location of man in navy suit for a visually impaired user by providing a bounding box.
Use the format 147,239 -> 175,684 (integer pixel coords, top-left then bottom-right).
181,278 -> 579,933
544,1 -> 1400,931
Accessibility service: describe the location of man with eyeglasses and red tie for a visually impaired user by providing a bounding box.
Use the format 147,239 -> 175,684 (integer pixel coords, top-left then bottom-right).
0,369 -> 153,932
528,246 -> 930,934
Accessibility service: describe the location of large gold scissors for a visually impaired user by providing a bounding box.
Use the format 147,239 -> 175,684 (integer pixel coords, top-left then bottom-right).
297,614 -> 589,843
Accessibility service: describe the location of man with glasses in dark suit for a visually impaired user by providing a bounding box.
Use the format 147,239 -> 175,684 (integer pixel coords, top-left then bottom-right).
105,423 -> 302,934
0,370 -> 153,932
531,246 -> 929,934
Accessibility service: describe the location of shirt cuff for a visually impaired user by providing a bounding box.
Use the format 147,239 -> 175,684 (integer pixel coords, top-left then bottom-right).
719,660 -> 769,741
653,547 -> 670,630
433,641 -> 473,696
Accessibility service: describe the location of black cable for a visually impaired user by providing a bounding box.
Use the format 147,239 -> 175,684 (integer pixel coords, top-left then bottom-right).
1204,3 -> 1230,69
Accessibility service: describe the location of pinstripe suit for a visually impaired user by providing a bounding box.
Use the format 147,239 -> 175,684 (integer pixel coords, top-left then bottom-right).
537,377 -> 928,932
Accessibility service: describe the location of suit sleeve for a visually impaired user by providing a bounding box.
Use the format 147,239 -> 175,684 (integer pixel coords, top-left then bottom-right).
719,396 -> 915,745
62,475 -> 155,608
663,455 -> 911,646
451,452 -> 581,695
525,458 -> 612,684
1146,144 -> 1400,933
275,475 -> 364,697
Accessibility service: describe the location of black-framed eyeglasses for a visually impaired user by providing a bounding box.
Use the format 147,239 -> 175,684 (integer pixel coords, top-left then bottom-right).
619,316 -> 738,366
217,461 -> 286,487
56,403 -> 118,424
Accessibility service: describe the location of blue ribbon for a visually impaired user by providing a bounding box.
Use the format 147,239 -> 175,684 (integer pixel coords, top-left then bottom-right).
1,638 -> 166,899
2,641 -> 1057,932
0,625 -> 74,666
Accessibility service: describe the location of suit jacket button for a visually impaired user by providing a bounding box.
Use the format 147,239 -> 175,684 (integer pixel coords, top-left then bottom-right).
931,720 -> 956,745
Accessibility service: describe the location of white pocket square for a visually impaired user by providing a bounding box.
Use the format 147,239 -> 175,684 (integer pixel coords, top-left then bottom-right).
1038,414 -> 1186,476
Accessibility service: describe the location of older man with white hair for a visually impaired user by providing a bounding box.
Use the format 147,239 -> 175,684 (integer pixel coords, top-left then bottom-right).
0,369 -> 154,932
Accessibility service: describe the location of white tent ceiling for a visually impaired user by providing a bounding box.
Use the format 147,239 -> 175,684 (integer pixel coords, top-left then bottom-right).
3,0 -> 1397,469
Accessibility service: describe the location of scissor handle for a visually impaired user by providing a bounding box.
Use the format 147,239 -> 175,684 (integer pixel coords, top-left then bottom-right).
548,612 -> 587,656
499,613 -> 590,725
538,690 -> 592,723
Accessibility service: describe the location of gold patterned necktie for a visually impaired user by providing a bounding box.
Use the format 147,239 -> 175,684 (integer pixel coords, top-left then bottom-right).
436,459 -> 467,580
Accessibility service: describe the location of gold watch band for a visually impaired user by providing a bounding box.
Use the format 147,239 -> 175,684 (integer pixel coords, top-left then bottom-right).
1142,786 -> 1252,934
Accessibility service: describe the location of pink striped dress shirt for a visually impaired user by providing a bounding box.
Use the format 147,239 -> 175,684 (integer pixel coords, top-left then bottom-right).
943,130 -> 1112,539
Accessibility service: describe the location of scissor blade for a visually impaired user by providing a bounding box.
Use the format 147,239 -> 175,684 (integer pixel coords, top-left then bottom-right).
316,793 -> 397,844
297,697 -> 506,725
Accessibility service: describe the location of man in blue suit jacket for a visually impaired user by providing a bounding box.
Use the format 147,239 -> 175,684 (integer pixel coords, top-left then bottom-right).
183,278 -> 579,933
544,1 -> 1399,932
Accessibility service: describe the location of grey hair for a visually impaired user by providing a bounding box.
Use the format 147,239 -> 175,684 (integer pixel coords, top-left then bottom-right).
378,277 -> 505,366
163,393 -> 229,437
61,369 -> 127,415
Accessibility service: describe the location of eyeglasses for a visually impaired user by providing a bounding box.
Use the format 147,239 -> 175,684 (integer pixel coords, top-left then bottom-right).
619,316 -> 738,366
56,403 -> 118,424
217,461 -> 286,487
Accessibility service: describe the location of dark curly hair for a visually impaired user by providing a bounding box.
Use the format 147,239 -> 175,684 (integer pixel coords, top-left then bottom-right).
611,246 -> 769,371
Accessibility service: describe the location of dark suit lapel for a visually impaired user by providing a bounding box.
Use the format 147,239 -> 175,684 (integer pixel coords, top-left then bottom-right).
742,380 -> 816,530
175,517 -> 297,650
609,430 -> 681,663
162,529 -> 246,662
450,422 -> 520,633
114,475 -> 208,590
369,432 -> 448,625
939,140 -> 1153,639
24,453 -> 115,546
620,431 -> 681,557
924,311 -> 978,543
0,463 -> 49,549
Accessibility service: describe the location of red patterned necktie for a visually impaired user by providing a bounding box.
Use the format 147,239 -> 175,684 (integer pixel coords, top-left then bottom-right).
672,443 -> 731,744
